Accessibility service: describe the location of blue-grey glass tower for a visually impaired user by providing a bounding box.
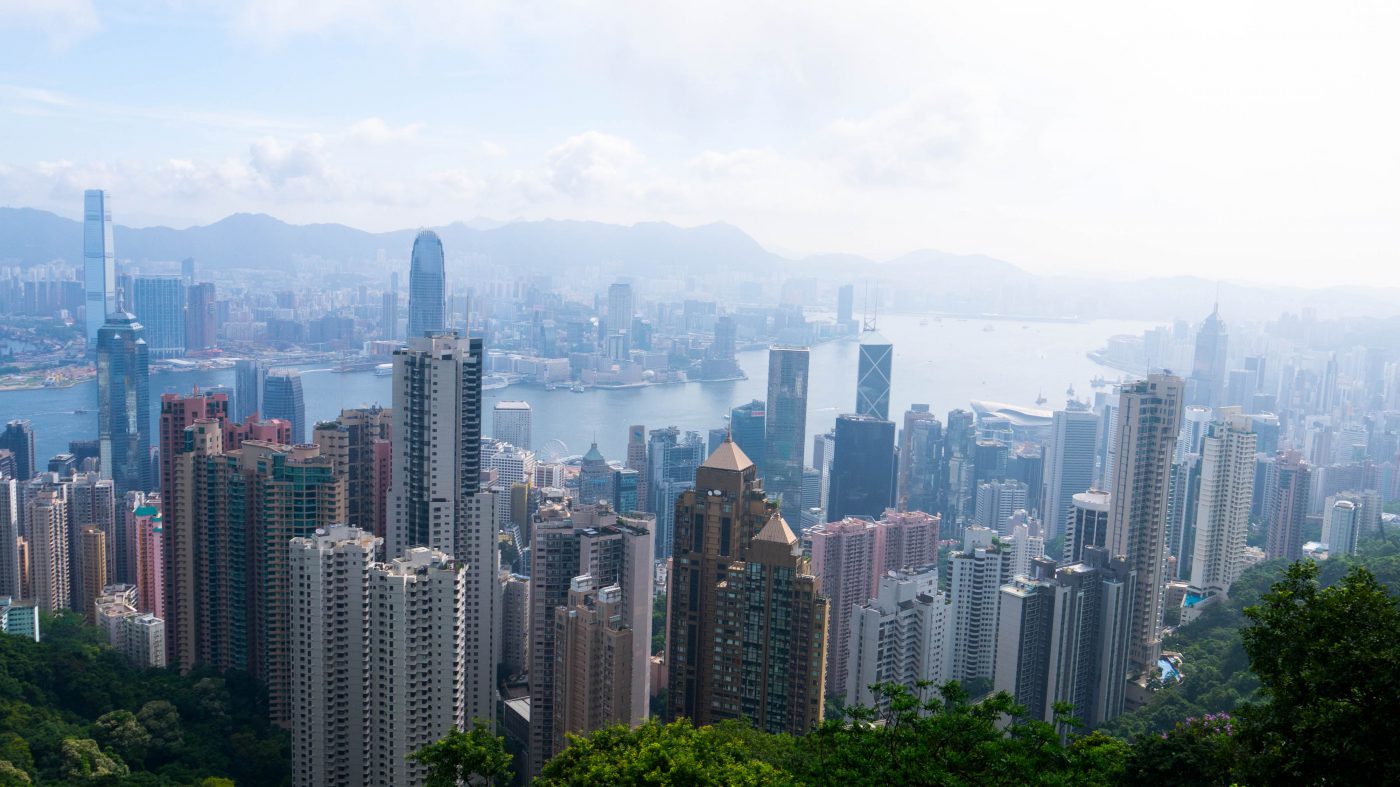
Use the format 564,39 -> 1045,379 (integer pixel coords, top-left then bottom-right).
234,358 -> 266,423
0,420 -> 36,481
406,230 -> 447,338
828,413 -> 896,521
97,312 -> 151,497
729,399 -> 766,476
764,346 -> 810,513
856,329 -> 892,421
263,369 -> 307,443
131,275 -> 187,358
83,190 -> 117,345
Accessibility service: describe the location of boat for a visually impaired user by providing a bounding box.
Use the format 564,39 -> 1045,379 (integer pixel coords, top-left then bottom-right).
570,382 -> 586,393
374,363 -> 393,376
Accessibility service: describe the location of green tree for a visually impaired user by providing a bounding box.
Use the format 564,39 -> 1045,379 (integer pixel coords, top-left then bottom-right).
94,709 -> 150,766
0,761 -> 30,786
58,738 -> 128,781
536,718 -> 796,786
1123,713 -> 1239,786
135,700 -> 183,755
1235,561 -> 1400,785
411,721 -> 513,787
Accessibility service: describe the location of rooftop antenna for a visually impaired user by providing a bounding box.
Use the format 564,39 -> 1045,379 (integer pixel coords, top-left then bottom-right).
862,280 -> 878,332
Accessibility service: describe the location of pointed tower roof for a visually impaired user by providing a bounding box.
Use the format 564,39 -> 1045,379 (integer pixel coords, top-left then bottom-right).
582,441 -> 606,463
753,511 -> 798,547
701,434 -> 754,472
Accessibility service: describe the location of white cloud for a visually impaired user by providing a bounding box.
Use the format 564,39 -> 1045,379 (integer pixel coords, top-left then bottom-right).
0,0 -> 99,48
541,132 -> 643,198
346,117 -> 424,145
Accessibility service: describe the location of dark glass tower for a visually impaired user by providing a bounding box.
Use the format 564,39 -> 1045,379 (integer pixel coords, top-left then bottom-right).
263,369 -> 307,443
1188,304 -> 1228,407
764,346 -> 809,513
729,399 -> 766,476
406,230 -> 447,338
96,312 -> 151,497
0,420 -> 36,481
234,358 -> 266,423
828,413 -> 896,521
856,330 -> 892,420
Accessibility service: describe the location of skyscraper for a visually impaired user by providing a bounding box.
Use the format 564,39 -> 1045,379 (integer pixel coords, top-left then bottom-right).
897,405 -> 943,514
1264,450 -> 1311,563
234,359 -> 266,424
1043,403 -> 1098,540
83,190 -> 117,346
406,230 -> 447,338
948,526 -> 1012,684
855,330 -> 893,420
607,281 -> 635,351
79,526 -> 107,624
845,564 -> 949,709
836,283 -> 856,333
828,413 -> 896,521
96,312 -> 151,498
26,488 -> 69,613
1106,373 -> 1184,675
645,427 -> 705,558
764,346 -> 810,513
262,369 -> 306,444
0,478 -> 18,600
1188,408 -> 1256,600
1324,498 -> 1360,557
0,421 -> 36,482
131,275 -> 187,358
973,479 -> 1029,535
313,407 -> 392,539
1188,305 -> 1228,408
729,400 -> 766,476
185,281 -> 217,352
577,442 -> 612,506
667,438 -> 827,733
386,332 -> 497,726
1064,490 -> 1111,564
493,400 -> 533,450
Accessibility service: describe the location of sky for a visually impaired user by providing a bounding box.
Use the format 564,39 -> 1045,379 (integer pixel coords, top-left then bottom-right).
1,1 -> 1398,287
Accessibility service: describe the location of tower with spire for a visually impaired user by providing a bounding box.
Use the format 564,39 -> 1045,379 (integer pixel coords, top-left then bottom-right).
665,436 -> 828,734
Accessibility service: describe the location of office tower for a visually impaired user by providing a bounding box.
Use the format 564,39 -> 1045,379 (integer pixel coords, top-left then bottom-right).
813,430 -> 836,517
764,346 -> 810,513
1264,450 -> 1311,562
26,489 -> 69,613
83,190 -> 117,345
406,230 -> 447,338
79,526 -> 108,624
552,577 -> 635,757
381,290 -> 398,340
48,454 -> 77,477
993,547 -> 1135,726
898,406 -> 943,514
625,425 -> 648,511
501,574 -> 530,677
836,283 -> 856,332
529,502 -> 653,774
494,401 -> 533,450
0,478 -> 17,599
130,276 -> 186,358
1167,453 -> 1202,581
855,330 -> 893,420
0,597 -> 40,642
645,427 -> 705,559
578,442 -> 613,506
1043,404 -> 1098,540
810,511 -> 938,701
1106,374 -> 1184,674
706,428 -> 726,456
943,408 -> 978,524
974,479 -> 1029,535
179,256 -> 195,284
1324,498 -> 1360,557
1188,409 -> 1256,600
1188,305 -> 1228,408
96,312 -> 151,498
607,282 -> 635,352
1064,490 -> 1110,564
291,525 -> 468,787
828,414 -> 897,521
612,467 -> 639,513
1095,400 -> 1120,491
0,421 -> 35,481
185,282 -> 217,351
845,564 -> 948,709
729,400 -> 767,475
263,369 -> 307,444
314,407 -> 392,539
973,438 -> 1009,484
129,493 -> 163,617
668,439 -> 827,733
234,359 -> 266,423
948,526 -> 1012,684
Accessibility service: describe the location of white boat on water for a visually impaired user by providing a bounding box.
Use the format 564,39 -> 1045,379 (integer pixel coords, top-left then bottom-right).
374,363 -> 393,376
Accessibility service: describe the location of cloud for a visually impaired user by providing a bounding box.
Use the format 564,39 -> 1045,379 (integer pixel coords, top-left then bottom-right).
346,117 -> 424,145
248,133 -> 341,194
542,132 -> 643,198
0,0 -> 99,48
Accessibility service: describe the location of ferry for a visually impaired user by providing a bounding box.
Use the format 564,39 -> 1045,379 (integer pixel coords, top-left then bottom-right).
374,363 -> 393,376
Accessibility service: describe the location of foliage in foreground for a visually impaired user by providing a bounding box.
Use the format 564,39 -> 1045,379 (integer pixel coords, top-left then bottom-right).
0,613 -> 289,786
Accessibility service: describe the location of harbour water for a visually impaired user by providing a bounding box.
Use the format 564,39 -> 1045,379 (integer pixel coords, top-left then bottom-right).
1,315 -> 1157,465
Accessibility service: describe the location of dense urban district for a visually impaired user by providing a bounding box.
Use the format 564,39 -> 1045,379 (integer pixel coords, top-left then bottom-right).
1,192 -> 1398,785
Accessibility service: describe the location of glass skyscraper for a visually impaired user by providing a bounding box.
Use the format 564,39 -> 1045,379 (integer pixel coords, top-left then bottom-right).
764,346 -> 810,514
828,413 -> 896,521
856,329 -> 893,420
234,359 -> 266,424
131,275 -> 187,358
729,399 -> 766,476
263,369 -> 307,444
406,230 -> 446,338
83,190 -> 117,345
97,312 -> 151,497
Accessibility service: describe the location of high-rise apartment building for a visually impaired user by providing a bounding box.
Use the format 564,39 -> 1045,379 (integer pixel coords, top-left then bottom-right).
828,413 -> 897,521
128,493 -> 163,617
856,330 -> 893,421
83,190 -> 117,345
0,478 -> 18,600
552,576 -> 635,761
1188,408 -> 1256,600
234,359 -> 266,423
79,526 -> 108,624
845,564 -> 949,709
764,346 -> 810,513
493,401 -> 533,450
97,312 -> 151,498
1043,404 -> 1098,540
313,407 -> 392,539
974,479 -> 1029,535
625,425 -> 648,511
26,489 -> 69,613
948,526 -> 1012,685
131,276 -> 187,358
1264,450 -> 1311,563
667,439 -> 827,735
501,574 -> 530,677
1106,373 -> 1183,675
406,230 -> 447,338
185,282 -> 217,351
262,369 -> 307,444
1324,498 -> 1360,557
1064,490 -> 1110,564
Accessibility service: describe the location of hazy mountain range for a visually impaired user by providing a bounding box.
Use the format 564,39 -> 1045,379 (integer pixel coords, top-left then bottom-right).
1,206 -> 1395,324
